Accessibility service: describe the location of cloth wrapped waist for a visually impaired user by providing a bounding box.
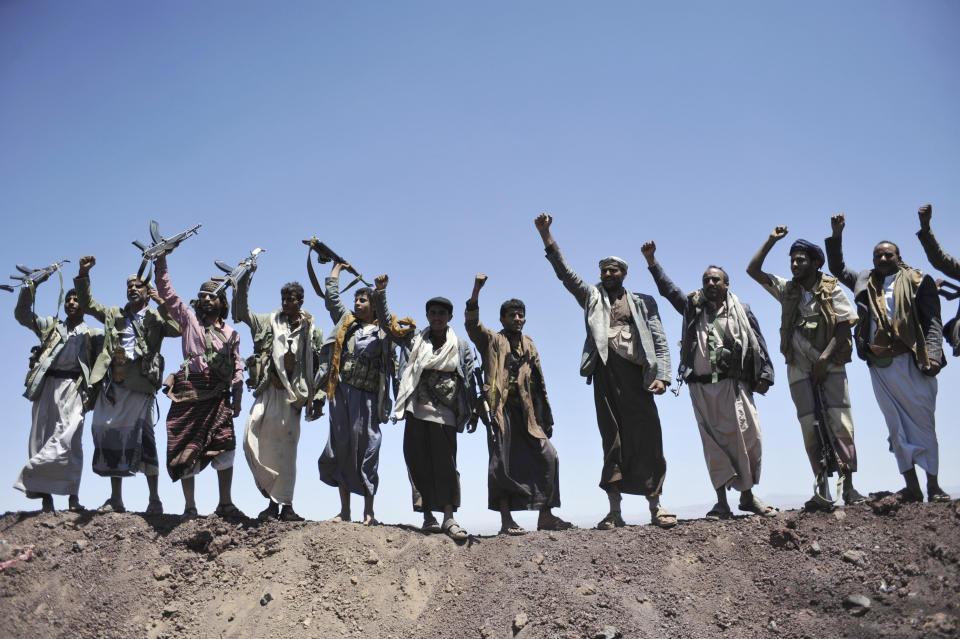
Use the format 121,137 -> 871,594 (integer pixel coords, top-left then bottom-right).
47,369 -> 82,380
685,372 -> 729,385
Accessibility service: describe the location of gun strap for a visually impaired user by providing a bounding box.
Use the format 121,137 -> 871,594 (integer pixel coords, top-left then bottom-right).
305,246 -> 326,299
341,275 -> 363,294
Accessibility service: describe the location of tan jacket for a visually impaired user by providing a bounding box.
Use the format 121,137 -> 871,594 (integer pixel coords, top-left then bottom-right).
464,305 -> 554,440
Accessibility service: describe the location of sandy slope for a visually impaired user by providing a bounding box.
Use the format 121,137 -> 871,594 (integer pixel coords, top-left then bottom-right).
1,495 -> 958,639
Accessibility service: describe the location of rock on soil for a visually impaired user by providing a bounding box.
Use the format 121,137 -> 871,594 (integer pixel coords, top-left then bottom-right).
1,501 -> 959,638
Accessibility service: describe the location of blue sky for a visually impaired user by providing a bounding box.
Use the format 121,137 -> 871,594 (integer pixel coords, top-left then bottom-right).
1,2 -> 958,532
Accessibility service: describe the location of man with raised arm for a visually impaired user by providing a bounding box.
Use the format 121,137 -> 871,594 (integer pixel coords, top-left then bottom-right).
916,204 -> 960,356
153,254 -> 245,521
642,241 -> 777,520
465,273 -> 572,535
826,213 -> 949,503
14,274 -> 102,512
372,274 -> 477,541
746,227 -> 863,510
535,213 -> 676,529
233,269 -> 324,521
75,255 -> 181,514
317,262 -> 415,526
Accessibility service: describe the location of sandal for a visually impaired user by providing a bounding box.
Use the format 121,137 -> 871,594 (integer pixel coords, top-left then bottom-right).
803,496 -> 835,513
596,512 -> 626,530
97,498 -> 126,514
421,517 -> 443,534
651,506 -> 678,528
181,506 -> 199,522
537,516 -> 574,531
498,525 -> 528,536
329,513 -> 350,523
145,498 -> 164,515
442,518 -> 469,541
258,503 -> 280,521
929,490 -> 952,503
843,489 -> 867,505
214,503 -> 247,520
738,496 -> 777,517
705,503 -> 732,521
362,515 -> 378,526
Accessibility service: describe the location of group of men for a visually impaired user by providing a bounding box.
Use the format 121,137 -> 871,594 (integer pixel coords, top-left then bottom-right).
10,205 -> 956,538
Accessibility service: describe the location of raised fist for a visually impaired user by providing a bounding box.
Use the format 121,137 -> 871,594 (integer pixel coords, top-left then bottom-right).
534,212 -> 553,233
918,204 -> 932,229
78,255 -> 96,276
830,213 -> 845,236
474,274 -> 488,289
374,274 -> 389,291
771,226 -> 788,241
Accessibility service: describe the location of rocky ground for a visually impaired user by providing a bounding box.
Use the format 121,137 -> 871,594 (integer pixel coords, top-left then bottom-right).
1,494 -> 958,639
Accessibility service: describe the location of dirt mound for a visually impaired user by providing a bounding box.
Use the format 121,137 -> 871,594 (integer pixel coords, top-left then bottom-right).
1,497 -> 958,639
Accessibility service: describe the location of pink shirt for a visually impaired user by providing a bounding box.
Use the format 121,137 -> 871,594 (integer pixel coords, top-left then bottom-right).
155,257 -> 243,385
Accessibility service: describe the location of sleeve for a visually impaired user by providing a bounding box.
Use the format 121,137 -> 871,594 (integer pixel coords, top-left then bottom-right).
231,330 -> 244,387
14,285 -> 50,338
747,306 -> 775,387
824,236 -> 860,291
831,285 -> 857,324
917,228 -> 960,280
917,275 -> 945,365
758,273 -> 787,302
73,275 -> 108,323
153,255 -> 190,329
324,275 -> 347,324
544,243 -> 591,309
642,295 -> 672,384
463,300 -> 492,351
231,273 -> 264,335
156,304 -> 183,338
647,262 -> 689,315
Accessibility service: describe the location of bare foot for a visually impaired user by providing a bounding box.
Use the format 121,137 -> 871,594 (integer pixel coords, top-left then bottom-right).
362,514 -> 378,526
330,512 -> 350,523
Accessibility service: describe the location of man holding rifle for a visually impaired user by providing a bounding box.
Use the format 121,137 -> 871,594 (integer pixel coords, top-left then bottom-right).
153,252 -> 245,521
464,274 -> 572,535
74,255 -> 181,514
747,227 -> 864,510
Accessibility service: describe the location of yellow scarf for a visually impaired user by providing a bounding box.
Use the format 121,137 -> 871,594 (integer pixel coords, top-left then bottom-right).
327,313 -> 416,400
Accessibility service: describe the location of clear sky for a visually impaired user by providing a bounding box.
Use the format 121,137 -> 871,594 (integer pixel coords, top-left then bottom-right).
1,2 -> 958,533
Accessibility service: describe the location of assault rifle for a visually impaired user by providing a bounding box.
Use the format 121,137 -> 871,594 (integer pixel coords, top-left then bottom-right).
132,221 -> 202,279
210,248 -> 266,296
302,237 -> 372,299
936,279 -> 960,301
937,279 -> 960,356
0,260 -> 70,293
470,361 -> 495,435
809,382 -> 844,510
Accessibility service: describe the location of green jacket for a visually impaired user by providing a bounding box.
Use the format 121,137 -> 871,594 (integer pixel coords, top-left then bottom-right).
74,275 -> 181,395
16,284 -> 103,402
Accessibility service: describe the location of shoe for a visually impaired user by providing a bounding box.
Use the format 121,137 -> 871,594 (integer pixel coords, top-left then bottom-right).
537,515 -> 574,531
896,487 -> 924,503
145,498 -> 163,515
181,506 -> 199,522
843,488 -> 867,505
214,503 -> 247,520
257,503 -> 279,521
929,490 -> 952,503
278,506 -> 304,522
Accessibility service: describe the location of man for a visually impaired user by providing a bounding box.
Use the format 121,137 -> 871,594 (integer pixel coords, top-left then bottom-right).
464,273 -> 572,535
233,270 -> 324,521
826,213 -> 949,502
535,213 -> 676,529
373,274 -> 477,541
916,204 -> 960,355
317,262 -> 415,526
75,255 -> 181,513
746,227 -> 864,510
643,242 -> 777,519
154,254 -> 245,521
14,276 -> 102,512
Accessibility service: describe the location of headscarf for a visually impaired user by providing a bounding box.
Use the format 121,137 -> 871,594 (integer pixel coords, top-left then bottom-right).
599,256 -> 628,272
789,240 -> 825,268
